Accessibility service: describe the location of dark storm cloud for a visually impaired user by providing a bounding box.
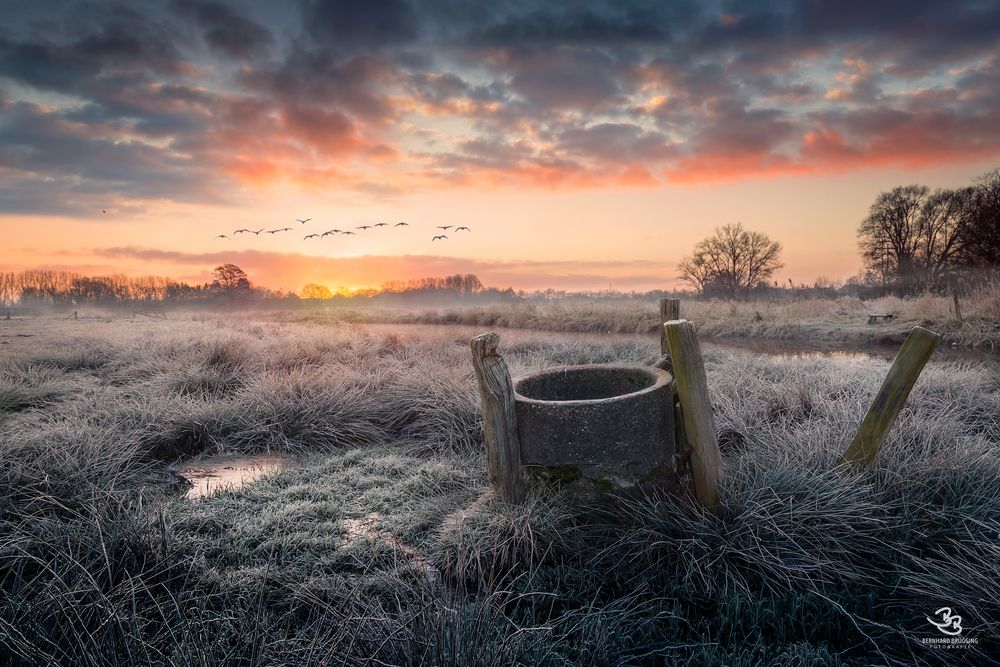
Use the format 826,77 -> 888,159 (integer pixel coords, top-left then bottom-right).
0,100 -> 227,213
170,0 -> 273,60
303,0 -> 419,50
2,0 -> 1000,212
472,5 -> 669,47
502,47 -> 634,112
0,3 -> 188,95
238,48 -> 397,120
695,0 -> 1000,75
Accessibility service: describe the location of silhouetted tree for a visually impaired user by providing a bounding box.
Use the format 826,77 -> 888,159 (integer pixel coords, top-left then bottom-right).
300,283 -> 333,300
858,175 -> 1000,292
678,223 -> 783,298
964,168 -> 1000,268
858,185 -> 926,288
211,264 -> 251,303
917,187 -> 972,287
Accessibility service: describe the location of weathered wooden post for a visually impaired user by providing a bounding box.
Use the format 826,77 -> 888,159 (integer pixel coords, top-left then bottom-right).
470,333 -> 525,503
655,298 -> 680,371
841,326 -> 940,466
659,298 -> 680,354
664,319 -> 721,509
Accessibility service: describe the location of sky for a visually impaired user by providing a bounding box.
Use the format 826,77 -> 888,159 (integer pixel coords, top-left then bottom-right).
2,0 -> 1000,292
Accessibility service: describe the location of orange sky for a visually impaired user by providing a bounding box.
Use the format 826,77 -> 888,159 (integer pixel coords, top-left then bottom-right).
6,158 -> 998,292
3,1 -> 1000,292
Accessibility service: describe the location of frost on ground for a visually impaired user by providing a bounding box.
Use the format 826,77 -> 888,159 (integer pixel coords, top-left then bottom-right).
0,315 -> 998,665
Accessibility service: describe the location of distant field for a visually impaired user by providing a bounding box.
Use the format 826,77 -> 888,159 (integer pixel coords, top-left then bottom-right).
277,286 -> 1000,349
1,316 -> 998,664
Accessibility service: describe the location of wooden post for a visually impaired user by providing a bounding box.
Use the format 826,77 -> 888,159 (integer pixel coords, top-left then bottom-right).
952,287 -> 963,323
659,298 -> 680,356
664,319 -> 721,509
470,333 -> 525,503
841,326 -> 941,466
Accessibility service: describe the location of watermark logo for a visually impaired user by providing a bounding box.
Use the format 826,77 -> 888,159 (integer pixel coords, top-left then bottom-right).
921,606 -> 978,651
926,607 -> 963,636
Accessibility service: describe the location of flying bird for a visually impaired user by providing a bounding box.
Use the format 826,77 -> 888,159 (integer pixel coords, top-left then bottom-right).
102,210 -> 107,214
432,235 -> 448,241
267,227 -> 293,234
455,226 -> 471,232
233,228 -> 251,235
321,230 -> 337,237
357,225 -> 372,230
341,230 -> 356,235
304,234 -> 320,239
296,218 -> 312,224
216,234 -> 228,239
436,225 -> 452,230
394,222 -> 408,227
374,222 -> 388,227
250,228 -> 265,235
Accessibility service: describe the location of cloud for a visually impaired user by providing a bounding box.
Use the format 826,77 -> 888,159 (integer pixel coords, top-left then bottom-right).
304,0 -> 419,51
557,123 -> 676,162
470,4 -> 675,49
2,0 -> 1000,212
170,0 -> 274,60
0,4 -> 190,96
0,100 -> 229,213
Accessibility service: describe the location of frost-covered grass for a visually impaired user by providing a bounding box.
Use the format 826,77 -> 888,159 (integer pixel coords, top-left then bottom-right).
0,317 -> 997,665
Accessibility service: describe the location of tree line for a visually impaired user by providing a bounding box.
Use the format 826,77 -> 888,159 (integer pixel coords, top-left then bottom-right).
857,168 -> 999,292
0,265 -> 515,308
0,265 -> 281,307
677,167 -> 999,299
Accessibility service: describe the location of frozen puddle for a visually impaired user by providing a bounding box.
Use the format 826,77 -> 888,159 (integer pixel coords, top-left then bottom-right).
177,455 -> 289,500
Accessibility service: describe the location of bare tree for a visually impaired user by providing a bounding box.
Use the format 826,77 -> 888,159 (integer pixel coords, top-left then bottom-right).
964,168 -> 1000,269
857,178 -> 1000,291
0,272 -> 15,306
678,223 -> 783,298
858,185 -> 927,288
916,187 -> 974,287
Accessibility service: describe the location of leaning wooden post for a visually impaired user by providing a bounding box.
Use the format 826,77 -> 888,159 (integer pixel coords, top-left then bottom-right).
664,319 -> 721,509
841,326 -> 941,466
470,333 -> 525,503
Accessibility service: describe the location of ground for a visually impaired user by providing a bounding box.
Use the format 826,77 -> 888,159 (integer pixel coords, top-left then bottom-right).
0,313 -> 998,665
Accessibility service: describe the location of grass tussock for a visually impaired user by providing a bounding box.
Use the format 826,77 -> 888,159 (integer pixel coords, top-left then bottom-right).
0,316 -> 997,664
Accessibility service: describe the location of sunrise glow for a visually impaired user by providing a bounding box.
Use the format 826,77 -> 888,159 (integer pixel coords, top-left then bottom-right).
2,1 -> 1000,291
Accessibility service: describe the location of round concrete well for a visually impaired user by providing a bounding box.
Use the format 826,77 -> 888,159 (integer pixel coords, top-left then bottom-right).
512,364 -> 676,486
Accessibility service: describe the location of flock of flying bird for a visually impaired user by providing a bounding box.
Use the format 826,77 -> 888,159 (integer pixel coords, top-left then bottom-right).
214,218 -> 470,242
